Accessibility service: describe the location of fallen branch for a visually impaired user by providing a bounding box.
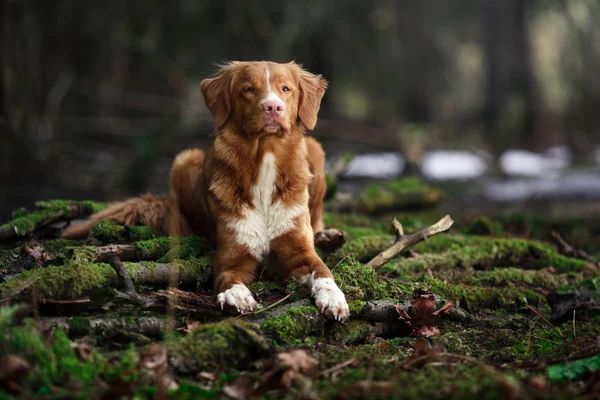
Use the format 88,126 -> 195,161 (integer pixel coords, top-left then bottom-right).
550,231 -> 598,265
366,215 -> 454,269
0,204 -> 94,243
109,257 -> 163,308
153,288 -> 224,320
236,292 -> 292,319
44,315 -> 171,339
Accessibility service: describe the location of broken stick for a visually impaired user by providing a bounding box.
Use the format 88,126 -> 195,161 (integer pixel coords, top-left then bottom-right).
366,215 -> 454,269
109,256 -> 162,308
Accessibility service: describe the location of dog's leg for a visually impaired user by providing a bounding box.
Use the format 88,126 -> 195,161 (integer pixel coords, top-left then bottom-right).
212,240 -> 259,314
306,137 -> 346,251
306,137 -> 326,233
271,215 -> 349,321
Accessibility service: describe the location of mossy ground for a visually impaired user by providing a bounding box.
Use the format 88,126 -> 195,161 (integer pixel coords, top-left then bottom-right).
1,186 -> 599,399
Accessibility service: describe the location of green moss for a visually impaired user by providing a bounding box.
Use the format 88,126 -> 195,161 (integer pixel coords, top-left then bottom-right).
35,199 -> 111,214
166,319 -> 272,373
135,237 -> 172,259
0,309 -> 158,399
465,216 -> 503,236
90,219 -> 126,242
248,280 -> 286,296
356,177 -> 443,213
333,258 -> 407,300
62,245 -> 97,262
348,300 -> 366,314
3,200 -> 112,237
260,305 -> 324,345
41,239 -> 82,254
419,276 -> 546,311
0,261 -> 115,299
0,248 -> 17,270
175,257 -> 213,289
156,236 -> 214,262
126,225 -> 161,241
329,319 -> 373,345
11,211 -> 53,236
548,353 -> 600,382
91,219 -> 165,243
327,235 -> 393,264
385,235 -> 588,274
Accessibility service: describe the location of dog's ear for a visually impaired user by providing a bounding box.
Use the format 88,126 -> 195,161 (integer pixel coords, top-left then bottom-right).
297,68 -> 327,131
200,66 -> 234,129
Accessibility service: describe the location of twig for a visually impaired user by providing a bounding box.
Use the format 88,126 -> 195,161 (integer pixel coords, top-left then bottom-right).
366,215 -> 454,269
235,292 -> 292,319
109,257 -> 162,308
524,304 -> 564,339
40,298 -> 91,304
573,310 -> 576,340
316,358 -> 357,377
332,255 -> 350,270
550,231 -> 598,265
0,276 -> 40,303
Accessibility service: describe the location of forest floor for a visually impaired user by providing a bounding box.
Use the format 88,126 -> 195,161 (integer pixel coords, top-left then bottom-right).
0,178 -> 599,399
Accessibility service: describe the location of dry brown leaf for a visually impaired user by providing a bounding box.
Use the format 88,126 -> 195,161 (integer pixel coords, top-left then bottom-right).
71,343 -> 93,362
23,245 -> 52,266
527,376 -> 547,390
0,355 -> 31,394
395,291 -> 454,337
176,317 -> 202,334
583,263 -> 600,278
401,338 -> 443,368
139,344 -> 178,391
261,349 -> 319,389
223,375 -> 256,400
197,371 -> 216,381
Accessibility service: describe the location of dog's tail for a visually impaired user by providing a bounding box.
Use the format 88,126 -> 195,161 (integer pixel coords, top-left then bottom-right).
62,193 -> 184,239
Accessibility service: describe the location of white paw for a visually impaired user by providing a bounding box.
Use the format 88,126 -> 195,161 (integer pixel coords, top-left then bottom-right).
216,284 -> 257,314
311,277 -> 350,321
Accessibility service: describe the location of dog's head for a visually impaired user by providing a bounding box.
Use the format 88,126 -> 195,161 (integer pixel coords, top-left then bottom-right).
200,61 -> 327,137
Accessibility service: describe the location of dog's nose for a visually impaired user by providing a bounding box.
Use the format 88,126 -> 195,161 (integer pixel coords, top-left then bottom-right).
263,99 -> 285,117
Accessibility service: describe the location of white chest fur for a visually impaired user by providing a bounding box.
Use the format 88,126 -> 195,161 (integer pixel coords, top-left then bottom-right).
227,153 -> 305,260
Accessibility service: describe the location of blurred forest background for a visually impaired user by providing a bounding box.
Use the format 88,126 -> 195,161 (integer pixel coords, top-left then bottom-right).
1,0 -> 600,220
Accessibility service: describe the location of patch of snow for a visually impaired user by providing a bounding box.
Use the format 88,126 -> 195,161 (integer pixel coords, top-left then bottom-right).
343,152 -> 405,179
500,149 -> 569,177
484,172 -> 600,202
421,151 -> 487,180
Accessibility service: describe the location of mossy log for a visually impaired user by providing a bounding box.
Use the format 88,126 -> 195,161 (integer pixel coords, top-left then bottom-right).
45,315 -> 171,340
0,257 -> 213,301
0,200 -> 110,242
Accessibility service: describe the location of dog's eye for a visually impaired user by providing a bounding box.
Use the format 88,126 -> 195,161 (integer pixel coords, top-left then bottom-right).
244,87 -> 255,93
282,86 -> 290,92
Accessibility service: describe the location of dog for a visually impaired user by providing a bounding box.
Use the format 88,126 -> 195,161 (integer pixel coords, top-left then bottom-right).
64,61 -> 350,320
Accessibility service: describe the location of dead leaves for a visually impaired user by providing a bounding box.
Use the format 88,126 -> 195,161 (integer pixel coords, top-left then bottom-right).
139,344 -> 179,392
395,291 -> 454,337
262,349 -> 319,389
0,355 -> 31,394
23,245 -> 53,266
223,350 -> 349,400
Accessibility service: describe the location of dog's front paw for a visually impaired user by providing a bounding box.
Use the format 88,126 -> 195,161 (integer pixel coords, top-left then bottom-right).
314,229 -> 346,252
216,284 -> 257,314
311,277 -> 349,321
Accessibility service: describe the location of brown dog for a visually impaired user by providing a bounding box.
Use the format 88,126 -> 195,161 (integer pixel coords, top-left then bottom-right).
64,61 -> 349,320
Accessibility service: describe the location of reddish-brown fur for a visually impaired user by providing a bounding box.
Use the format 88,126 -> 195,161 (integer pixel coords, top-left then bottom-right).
64,61 -> 342,317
